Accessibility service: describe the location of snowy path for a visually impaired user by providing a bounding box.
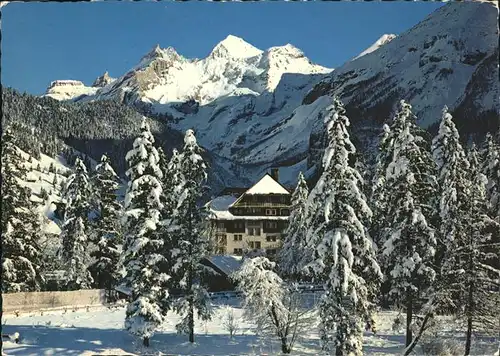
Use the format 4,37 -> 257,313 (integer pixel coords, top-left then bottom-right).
2,305 -> 498,355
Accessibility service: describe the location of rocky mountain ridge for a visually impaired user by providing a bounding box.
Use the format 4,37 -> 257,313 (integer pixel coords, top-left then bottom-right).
41,1 -> 499,187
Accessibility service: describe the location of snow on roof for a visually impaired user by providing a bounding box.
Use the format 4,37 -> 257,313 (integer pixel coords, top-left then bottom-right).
244,174 -> 290,195
205,255 -> 243,276
209,195 -> 238,211
206,195 -> 289,221
115,285 -> 132,296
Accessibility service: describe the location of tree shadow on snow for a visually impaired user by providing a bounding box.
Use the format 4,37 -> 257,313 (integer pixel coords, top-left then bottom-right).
2,325 -> 322,355
2,324 -> 136,355
362,332 -> 405,354
148,332 -> 321,355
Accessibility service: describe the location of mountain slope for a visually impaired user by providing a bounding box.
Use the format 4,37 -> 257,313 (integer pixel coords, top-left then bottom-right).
302,1 -> 499,168
304,1 -> 498,127
74,35 -> 331,108
2,88 -> 249,195
45,80 -> 99,101
353,34 -> 397,60
41,2 -> 499,187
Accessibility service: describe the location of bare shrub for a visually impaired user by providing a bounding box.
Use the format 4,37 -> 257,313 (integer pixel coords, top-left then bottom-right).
420,338 -> 462,356
221,306 -> 239,339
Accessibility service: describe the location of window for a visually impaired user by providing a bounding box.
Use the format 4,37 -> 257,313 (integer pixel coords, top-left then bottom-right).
266,221 -> 278,229
248,228 -> 261,236
233,234 -> 243,241
266,209 -> 277,216
249,241 -> 261,249
235,222 -> 244,229
266,235 -> 277,242
217,234 -> 227,244
233,248 -> 243,255
267,248 -> 277,256
216,247 -> 226,254
281,209 -> 290,215
217,222 -> 225,229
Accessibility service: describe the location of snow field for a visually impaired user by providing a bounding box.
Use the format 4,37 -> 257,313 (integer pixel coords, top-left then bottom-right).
2,302 -> 498,355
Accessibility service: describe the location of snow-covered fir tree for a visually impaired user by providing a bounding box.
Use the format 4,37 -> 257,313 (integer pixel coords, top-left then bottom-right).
304,97 -> 382,355
1,127 -> 44,292
89,154 -> 123,295
121,118 -> 170,347
381,101 -> 438,348
431,106 -> 470,262
278,171 -> 309,280
170,129 -> 213,343
370,101 -> 409,246
60,157 -> 94,290
164,148 -> 182,209
157,147 -> 183,315
480,132 -> 500,221
456,145 -> 500,355
2,127 -> 28,231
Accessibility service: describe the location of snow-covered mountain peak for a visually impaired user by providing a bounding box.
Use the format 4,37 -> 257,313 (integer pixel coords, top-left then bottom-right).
138,44 -> 184,67
267,44 -> 305,59
354,34 -> 397,59
260,44 -> 332,91
59,35 -> 332,106
45,80 -> 98,101
209,35 -> 263,59
92,71 -> 115,88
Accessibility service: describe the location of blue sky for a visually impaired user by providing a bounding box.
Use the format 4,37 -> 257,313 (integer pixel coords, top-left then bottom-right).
2,1 -> 445,95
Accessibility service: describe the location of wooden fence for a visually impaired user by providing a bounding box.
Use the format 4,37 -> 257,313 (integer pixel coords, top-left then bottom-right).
2,289 -> 106,314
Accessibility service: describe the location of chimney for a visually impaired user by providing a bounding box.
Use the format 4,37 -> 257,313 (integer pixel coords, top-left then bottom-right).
270,168 -> 279,182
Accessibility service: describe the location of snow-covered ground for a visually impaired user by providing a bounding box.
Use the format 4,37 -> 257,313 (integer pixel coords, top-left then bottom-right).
3,301 -> 498,355
18,151 -> 72,236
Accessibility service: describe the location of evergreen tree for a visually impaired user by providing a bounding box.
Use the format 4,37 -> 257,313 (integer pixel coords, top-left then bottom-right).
40,187 -> 49,201
170,129 -> 213,343
89,154 -> 122,297
480,132 -> 500,220
156,147 -> 182,315
304,98 -> 382,355
381,100 -> 438,348
278,171 -> 309,280
60,157 -> 93,290
121,118 -> 169,347
431,106 -> 470,261
370,102 -> 408,246
163,148 -> 182,213
1,128 -> 44,292
456,145 -> 500,355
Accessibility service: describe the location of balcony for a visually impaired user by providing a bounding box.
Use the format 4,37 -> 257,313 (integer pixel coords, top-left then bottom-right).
232,202 -> 290,208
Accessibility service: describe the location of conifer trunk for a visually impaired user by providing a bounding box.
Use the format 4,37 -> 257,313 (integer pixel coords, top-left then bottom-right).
464,249 -> 474,355
188,200 -> 195,344
465,311 -> 473,356
143,336 -> 149,347
335,346 -> 343,356
406,292 -> 413,347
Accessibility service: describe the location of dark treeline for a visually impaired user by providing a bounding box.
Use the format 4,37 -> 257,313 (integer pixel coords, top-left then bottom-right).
1,87 -> 183,174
